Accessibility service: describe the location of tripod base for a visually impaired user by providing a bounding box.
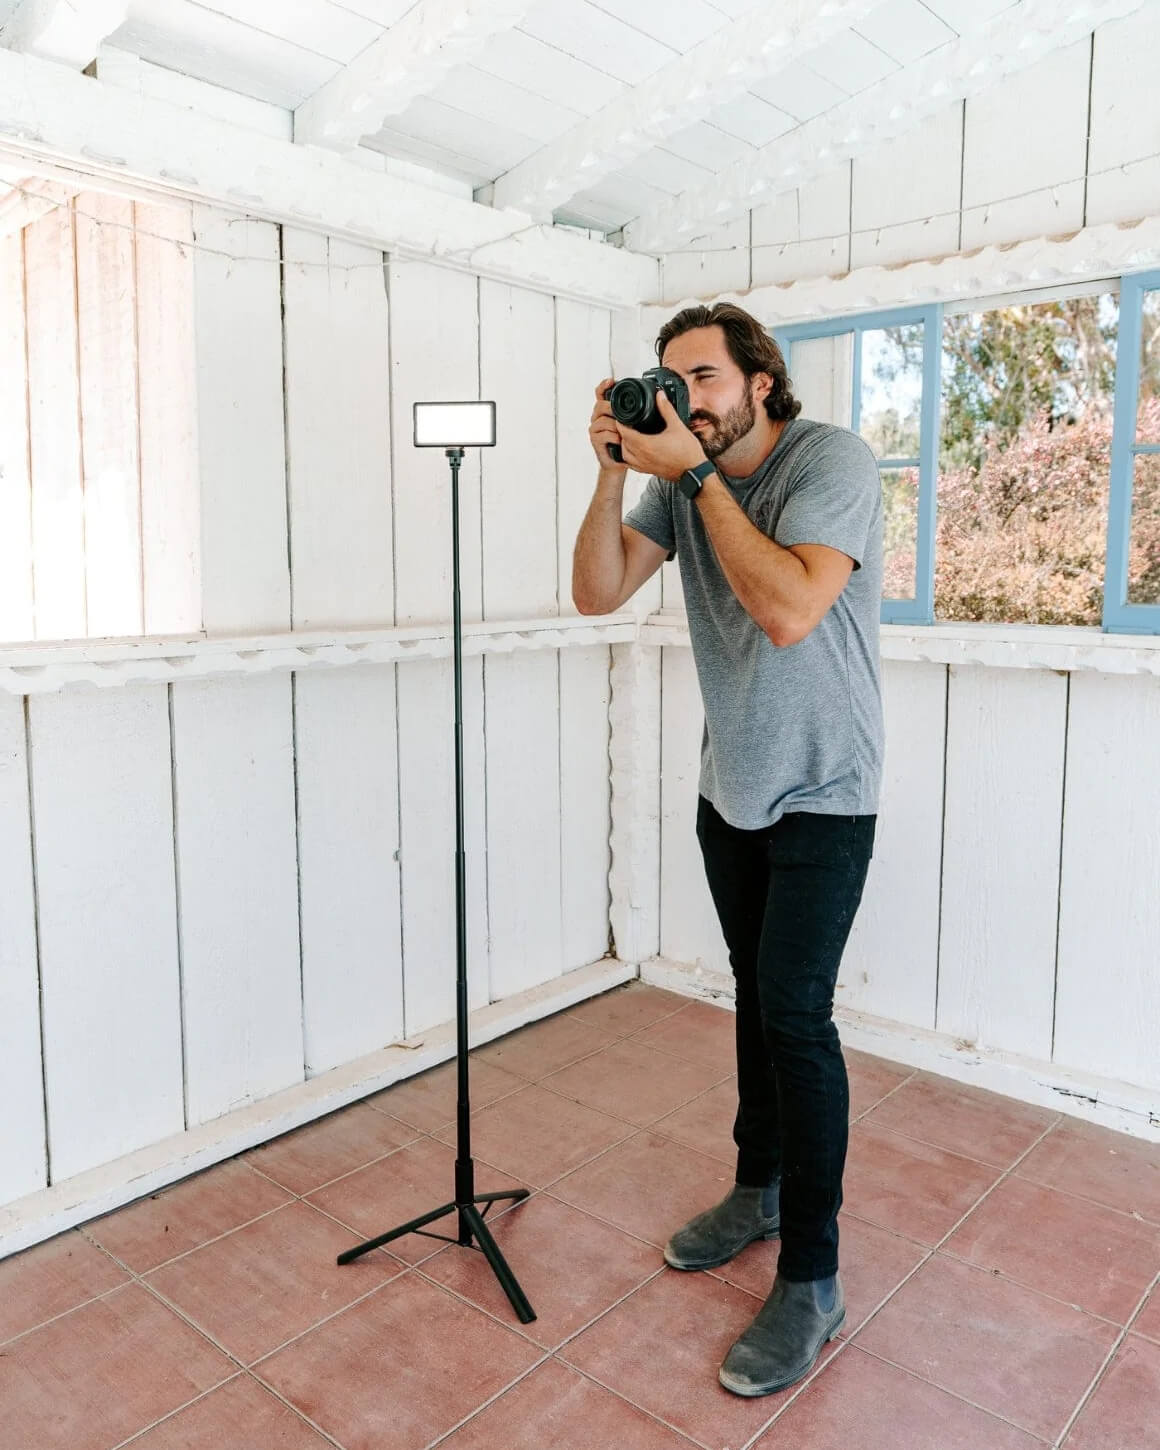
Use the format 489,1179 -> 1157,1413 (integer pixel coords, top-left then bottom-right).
337,1183 -> 536,1324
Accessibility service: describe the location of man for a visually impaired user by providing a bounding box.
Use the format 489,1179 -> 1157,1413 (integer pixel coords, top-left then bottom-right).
573,302 -> 883,1398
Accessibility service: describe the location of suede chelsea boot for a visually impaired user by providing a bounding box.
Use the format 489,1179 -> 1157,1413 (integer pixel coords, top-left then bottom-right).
718,1272 -> 845,1396
663,1181 -> 780,1271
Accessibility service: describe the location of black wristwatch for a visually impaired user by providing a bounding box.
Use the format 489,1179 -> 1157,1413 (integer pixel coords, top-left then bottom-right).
679,458 -> 717,500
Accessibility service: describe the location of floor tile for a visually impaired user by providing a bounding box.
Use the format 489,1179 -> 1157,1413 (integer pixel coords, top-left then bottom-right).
438,1358 -> 696,1449
256,1271 -> 541,1450
243,1102 -> 419,1195
845,1052 -> 914,1119
561,1268 -> 829,1449
146,1200 -> 402,1363
1017,1119 -> 1160,1224
945,1174 -> 1160,1323
542,1039 -> 728,1128
1064,1334 -> 1160,1450
367,1058 -> 525,1132
0,1282 -> 234,1450
566,984 -> 689,1038
754,1343 -> 1043,1449
712,1212 -> 927,1337
433,1083 -> 630,1187
420,1194 -> 660,1349
550,1130 -> 734,1248
632,1000 -> 737,1071
862,1071 -> 1058,1166
1134,1285 -> 1160,1344
854,1253 -> 1119,1442
130,1372 -> 334,1448
843,1123 -> 1001,1245
0,1229 -> 128,1344
86,1159 -> 292,1274
652,1077 -> 738,1163
307,1136 -> 531,1265
473,1013 -> 615,1081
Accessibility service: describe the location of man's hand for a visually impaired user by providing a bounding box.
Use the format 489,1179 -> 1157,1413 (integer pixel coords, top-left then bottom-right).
618,387 -> 707,482
589,379 -> 628,475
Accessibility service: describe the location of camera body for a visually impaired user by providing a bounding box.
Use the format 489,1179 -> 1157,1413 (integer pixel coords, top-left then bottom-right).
604,366 -> 691,463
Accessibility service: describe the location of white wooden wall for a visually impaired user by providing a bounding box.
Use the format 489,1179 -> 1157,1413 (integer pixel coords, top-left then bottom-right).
660,6 -> 1160,300
0,205 -> 614,1214
656,648 -> 1160,1103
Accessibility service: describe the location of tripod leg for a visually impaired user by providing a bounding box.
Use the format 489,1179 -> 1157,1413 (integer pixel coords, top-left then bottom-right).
336,1199 -> 457,1265
473,1188 -> 531,1209
460,1203 -> 536,1324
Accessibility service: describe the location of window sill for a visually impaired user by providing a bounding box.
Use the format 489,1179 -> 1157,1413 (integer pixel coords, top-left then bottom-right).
642,613 -> 1160,676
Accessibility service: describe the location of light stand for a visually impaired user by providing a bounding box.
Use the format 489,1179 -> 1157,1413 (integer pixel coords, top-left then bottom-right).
337,401 -> 535,1325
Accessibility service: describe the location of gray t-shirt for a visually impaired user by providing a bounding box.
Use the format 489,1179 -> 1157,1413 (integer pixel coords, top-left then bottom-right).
625,416 -> 884,831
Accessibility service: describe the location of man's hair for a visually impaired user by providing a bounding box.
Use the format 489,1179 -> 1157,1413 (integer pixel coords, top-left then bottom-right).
656,303 -> 801,423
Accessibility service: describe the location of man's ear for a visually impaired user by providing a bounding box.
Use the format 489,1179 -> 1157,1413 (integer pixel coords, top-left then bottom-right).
751,372 -> 773,407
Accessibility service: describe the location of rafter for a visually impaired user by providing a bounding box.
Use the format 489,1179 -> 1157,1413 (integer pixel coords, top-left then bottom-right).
0,45 -> 657,307
0,0 -> 128,69
294,0 -> 536,153
625,0 -> 1149,255
491,0 -> 881,217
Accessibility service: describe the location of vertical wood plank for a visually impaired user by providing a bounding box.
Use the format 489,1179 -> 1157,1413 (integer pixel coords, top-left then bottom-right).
76,192 -> 143,638
135,200 -> 201,636
840,660 -> 945,1030
659,646 -> 724,971
172,675 -> 302,1124
295,666 -> 404,1076
283,231 -> 393,630
555,297 -> 611,619
24,202 -> 86,640
0,232 -> 33,643
1055,672 -> 1160,1091
192,210 -> 289,635
484,651 -> 564,999
559,645 -> 612,969
479,280 -> 557,620
29,685 -> 183,1180
0,694 -> 45,1200
937,665 -> 1067,1059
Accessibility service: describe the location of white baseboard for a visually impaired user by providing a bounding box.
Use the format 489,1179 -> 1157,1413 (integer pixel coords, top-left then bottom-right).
640,957 -> 1160,1145
0,957 -> 636,1260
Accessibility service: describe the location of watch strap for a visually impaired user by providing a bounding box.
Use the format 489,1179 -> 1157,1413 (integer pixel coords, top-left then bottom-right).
680,458 -> 717,498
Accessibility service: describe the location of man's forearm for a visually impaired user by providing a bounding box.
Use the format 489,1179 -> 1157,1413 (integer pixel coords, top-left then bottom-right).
572,469 -> 628,614
695,474 -> 810,642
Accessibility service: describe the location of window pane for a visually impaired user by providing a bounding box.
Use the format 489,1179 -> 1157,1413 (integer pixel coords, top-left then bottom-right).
861,324 -> 923,459
789,333 -> 853,427
1137,289 -> 1160,443
1128,452 -> 1160,605
881,466 -> 919,601
936,295 -> 1117,625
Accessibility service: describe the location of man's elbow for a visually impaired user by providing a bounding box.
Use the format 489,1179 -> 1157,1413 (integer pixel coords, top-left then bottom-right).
763,611 -> 810,649
573,584 -> 615,616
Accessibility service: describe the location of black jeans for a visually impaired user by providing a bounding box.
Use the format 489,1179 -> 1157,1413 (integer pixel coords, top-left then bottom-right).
696,797 -> 876,1283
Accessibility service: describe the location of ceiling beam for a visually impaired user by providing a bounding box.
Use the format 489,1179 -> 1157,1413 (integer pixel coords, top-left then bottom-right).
0,45 -> 657,308
294,0 -> 535,153
491,0 -> 881,218
624,0 -> 1149,255
0,0 -> 129,69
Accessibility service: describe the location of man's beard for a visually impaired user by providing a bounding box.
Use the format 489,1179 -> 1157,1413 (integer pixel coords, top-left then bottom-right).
690,388 -> 757,461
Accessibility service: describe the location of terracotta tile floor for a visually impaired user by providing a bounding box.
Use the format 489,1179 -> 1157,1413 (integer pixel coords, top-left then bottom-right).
4,984 -> 1160,1450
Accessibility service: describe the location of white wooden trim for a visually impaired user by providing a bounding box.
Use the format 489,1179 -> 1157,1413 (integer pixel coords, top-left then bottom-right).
640,958 -> 1160,1145
608,641 -> 662,964
294,0 -> 536,152
0,614 -> 638,696
491,0 -> 880,217
0,47 -> 657,308
641,614 -> 1160,674
0,955 -> 636,1259
625,0 -> 1150,253
0,0 -> 129,69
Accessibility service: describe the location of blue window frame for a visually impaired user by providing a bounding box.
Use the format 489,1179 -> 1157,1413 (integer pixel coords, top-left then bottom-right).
1105,269 -> 1160,634
774,305 -> 942,625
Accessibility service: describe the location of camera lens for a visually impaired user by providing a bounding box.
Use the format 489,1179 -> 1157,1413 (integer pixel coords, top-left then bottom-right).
608,378 -> 652,428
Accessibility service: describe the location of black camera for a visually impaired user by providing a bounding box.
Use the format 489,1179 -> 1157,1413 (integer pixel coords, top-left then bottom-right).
604,366 -> 691,463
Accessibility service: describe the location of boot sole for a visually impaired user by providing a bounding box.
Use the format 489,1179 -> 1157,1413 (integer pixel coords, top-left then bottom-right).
662,1225 -> 779,1272
717,1313 -> 845,1398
